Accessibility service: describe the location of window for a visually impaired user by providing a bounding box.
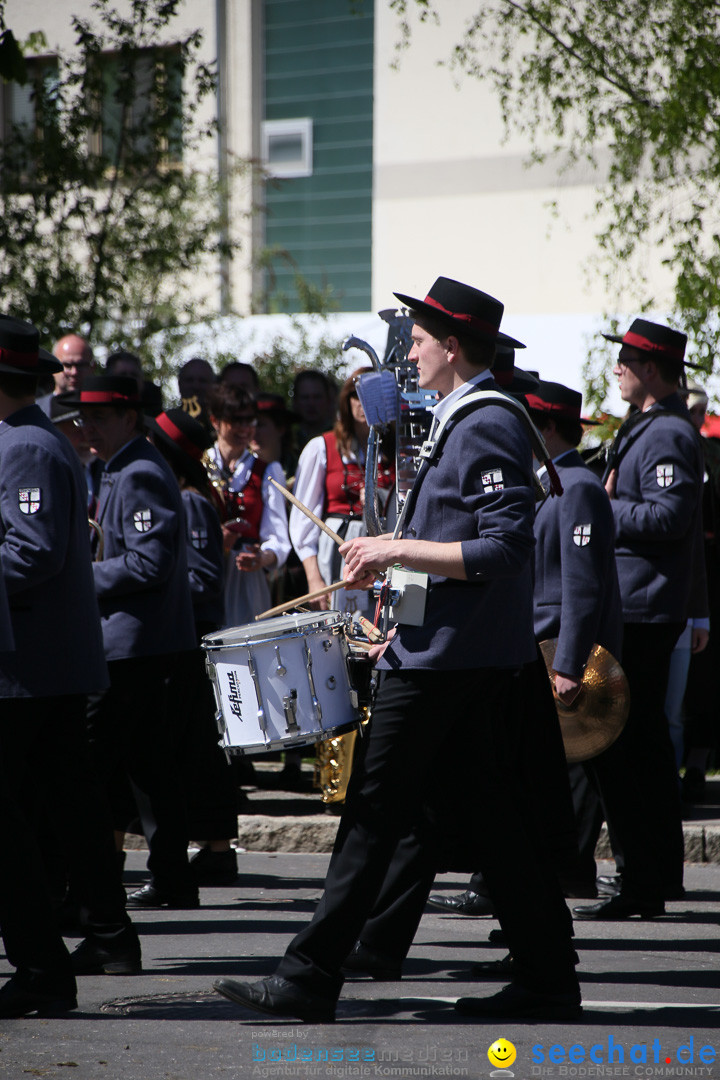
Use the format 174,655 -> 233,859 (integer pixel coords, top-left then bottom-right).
90,45 -> 183,167
261,118 -> 313,178
2,55 -> 60,143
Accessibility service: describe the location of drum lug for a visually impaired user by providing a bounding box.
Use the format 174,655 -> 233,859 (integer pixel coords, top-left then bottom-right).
283,689 -> 300,734
247,650 -> 268,736
303,640 -> 323,724
274,646 -> 287,676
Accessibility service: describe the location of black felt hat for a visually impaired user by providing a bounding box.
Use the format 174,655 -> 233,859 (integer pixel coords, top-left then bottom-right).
0,316 -> 62,376
602,318 -> 694,366
492,344 -> 539,395
393,276 -> 525,349
146,407 -> 215,462
65,375 -> 141,407
525,380 -> 600,425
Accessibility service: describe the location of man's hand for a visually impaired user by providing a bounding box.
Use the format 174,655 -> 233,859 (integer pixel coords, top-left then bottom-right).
691,627 -> 710,654
368,626 -> 396,663
554,672 -> 582,706
604,468 -> 617,499
340,534 -> 397,586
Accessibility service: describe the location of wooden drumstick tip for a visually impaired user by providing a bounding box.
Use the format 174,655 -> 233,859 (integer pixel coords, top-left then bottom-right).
358,616 -> 384,643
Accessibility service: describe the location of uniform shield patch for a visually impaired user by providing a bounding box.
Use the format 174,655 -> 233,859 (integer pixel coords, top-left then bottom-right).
656,464 -> 674,488
133,509 -> 153,532
573,524 -> 592,547
481,468 -> 504,493
18,488 -> 41,514
191,527 -> 208,550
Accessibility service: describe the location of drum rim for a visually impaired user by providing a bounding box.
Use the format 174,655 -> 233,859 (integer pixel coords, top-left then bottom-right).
222,718 -> 360,755
202,609 -> 347,650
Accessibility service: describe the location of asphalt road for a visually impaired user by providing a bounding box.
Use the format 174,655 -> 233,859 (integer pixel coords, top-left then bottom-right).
1,851 -> 718,1080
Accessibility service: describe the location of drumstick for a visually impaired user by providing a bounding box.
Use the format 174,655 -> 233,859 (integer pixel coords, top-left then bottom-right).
269,477 -> 344,547
255,580 -> 347,620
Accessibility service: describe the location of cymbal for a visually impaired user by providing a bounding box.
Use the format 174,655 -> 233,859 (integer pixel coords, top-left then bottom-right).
539,640 -> 630,763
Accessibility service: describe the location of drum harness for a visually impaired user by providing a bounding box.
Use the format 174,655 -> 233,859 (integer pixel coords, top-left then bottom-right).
368,389 -> 562,641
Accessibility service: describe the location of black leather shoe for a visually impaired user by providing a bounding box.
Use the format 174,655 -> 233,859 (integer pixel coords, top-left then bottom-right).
426,890 -> 495,916
470,949 -> 580,978
597,874 -> 684,901
0,975 -> 77,1018
127,883 -> 200,909
341,942 -> 402,981
213,975 -> 335,1023
456,982 -> 582,1020
596,873 -> 622,896
573,895 -> 665,920
189,847 -> 239,886
487,928 -> 507,945
70,935 -> 142,976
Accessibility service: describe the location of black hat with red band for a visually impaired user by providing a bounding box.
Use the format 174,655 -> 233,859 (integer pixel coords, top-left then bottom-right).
493,343 -> 539,396
602,318 -> 699,368
0,315 -> 62,376
66,375 -> 141,407
525,380 -> 600,426
393,276 -> 525,350
146,407 -> 214,462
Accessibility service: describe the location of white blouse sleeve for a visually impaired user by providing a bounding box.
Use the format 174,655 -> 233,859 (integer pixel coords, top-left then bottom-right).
289,436 -> 328,562
259,460 -> 292,569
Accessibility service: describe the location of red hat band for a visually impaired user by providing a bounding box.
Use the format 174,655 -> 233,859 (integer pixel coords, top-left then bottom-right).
525,394 -> 581,420
423,295 -> 500,338
155,412 -> 204,460
0,346 -> 39,370
80,390 -> 140,404
623,331 -> 685,361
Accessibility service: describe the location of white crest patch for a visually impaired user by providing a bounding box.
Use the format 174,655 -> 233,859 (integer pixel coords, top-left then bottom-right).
481,468 -> 504,493
573,524 -> 592,547
133,509 -> 153,532
18,487 -> 41,514
191,527 -> 208,550
656,464 -> 674,488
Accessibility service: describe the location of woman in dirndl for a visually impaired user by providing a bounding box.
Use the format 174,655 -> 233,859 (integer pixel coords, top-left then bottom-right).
205,383 -> 291,628
290,367 -> 395,619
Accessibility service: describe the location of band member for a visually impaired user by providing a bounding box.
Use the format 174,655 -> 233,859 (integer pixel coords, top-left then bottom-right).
213,277 -> 581,1022
290,368 -> 395,618
0,324 -> 140,1018
205,383 -> 290,626
147,408 -> 239,885
69,375 -> 199,909
574,319 -> 705,919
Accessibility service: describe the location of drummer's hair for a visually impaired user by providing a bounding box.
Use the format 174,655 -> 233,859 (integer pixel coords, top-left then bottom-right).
410,312 -> 496,369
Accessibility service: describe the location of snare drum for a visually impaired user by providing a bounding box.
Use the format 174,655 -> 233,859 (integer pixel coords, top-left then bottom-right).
202,610 -> 360,754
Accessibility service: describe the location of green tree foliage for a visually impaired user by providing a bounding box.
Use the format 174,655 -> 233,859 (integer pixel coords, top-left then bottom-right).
390,0 -> 720,380
0,0 -> 242,377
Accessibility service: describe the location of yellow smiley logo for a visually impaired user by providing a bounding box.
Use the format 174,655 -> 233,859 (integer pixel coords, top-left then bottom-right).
488,1039 -> 517,1069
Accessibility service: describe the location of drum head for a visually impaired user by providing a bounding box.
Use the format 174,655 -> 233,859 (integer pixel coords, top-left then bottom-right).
203,609 -> 346,648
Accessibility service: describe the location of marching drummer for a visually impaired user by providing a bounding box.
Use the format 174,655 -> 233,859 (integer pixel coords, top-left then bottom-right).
68,374 -> 199,910
213,276 -> 581,1023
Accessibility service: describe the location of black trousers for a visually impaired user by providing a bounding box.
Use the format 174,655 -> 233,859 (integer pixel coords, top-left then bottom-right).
584,621 -> 684,899
86,656 -> 193,894
276,667 -> 578,1000
0,695 -> 130,977
166,647 -> 238,840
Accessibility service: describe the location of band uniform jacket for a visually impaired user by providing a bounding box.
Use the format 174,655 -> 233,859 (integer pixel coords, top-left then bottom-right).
182,488 -> 225,629
379,380 -> 537,671
533,449 -> 623,678
0,567 -> 13,653
93,437 -> 196,660
0,404 -> 108,696
608,394 -> 706,623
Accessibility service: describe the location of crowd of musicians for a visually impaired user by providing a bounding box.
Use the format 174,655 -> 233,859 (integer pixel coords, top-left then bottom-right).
0,281 -> 717,1020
